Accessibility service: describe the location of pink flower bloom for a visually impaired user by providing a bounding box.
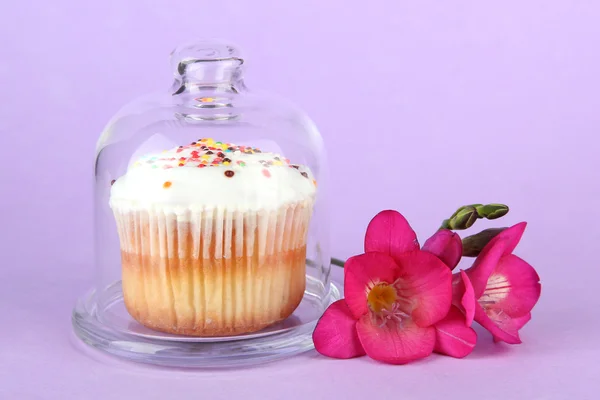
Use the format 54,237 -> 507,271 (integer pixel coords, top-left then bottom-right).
313,210 -> 452,364
454,222 -> 541,344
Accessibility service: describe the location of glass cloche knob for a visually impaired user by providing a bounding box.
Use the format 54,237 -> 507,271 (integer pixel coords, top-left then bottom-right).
170,40 -> 246,95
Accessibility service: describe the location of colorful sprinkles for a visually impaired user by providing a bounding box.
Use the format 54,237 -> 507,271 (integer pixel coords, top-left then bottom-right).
151,138 -> 266,168
133,138 -> 315,186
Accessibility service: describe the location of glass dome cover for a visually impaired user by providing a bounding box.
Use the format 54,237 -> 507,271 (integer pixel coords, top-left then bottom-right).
72,40 -> 340,367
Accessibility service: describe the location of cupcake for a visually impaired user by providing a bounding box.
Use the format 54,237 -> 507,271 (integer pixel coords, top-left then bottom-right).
109,138 -> 316,336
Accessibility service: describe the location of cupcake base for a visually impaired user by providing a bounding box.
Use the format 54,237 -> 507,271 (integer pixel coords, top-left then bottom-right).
121,249 -> 306,336
113,202 -> 313,336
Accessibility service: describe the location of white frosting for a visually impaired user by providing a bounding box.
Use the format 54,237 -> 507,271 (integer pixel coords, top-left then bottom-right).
109,140 -> 316,214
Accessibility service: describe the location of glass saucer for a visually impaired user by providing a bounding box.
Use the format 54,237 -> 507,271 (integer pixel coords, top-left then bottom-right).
72,275 -> 342,368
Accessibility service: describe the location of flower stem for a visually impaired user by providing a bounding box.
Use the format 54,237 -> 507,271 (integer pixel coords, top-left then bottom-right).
331,257 -> 345,267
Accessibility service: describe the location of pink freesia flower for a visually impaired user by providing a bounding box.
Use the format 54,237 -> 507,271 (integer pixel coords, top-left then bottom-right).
454,222 -> 541,344
313,210 -> 452,364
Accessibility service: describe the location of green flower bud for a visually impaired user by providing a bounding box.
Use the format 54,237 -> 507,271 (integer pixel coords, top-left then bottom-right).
441,203 -> 510,230
462,227 -> 507,257
475,204 -> 509,220
447,206 -> 478,230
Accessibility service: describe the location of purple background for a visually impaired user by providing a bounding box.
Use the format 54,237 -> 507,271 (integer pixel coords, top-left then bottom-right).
1,1 -> 599,398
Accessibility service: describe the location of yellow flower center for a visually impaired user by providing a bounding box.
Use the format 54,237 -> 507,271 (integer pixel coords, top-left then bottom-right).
367,283 -> 398,314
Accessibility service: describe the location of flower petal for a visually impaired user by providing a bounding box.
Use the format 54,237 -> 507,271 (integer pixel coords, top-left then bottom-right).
465,236 -> 506,298
474,303 -> 521,344
394,251 -> 452,327
313,300 -> 366,359
513,312 -> 532,329
459,270 -> 476,326
344,252 -> 399,319
493,222 -> 527,256
466,222 -> 527,297
482,255 -> 541,318
492,313 -> 532,343
356,314 -> 435,364
364,210 -> 419,257
451,271 -> 475,325
434,306 -> 477,358
422,229 -> 463,270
